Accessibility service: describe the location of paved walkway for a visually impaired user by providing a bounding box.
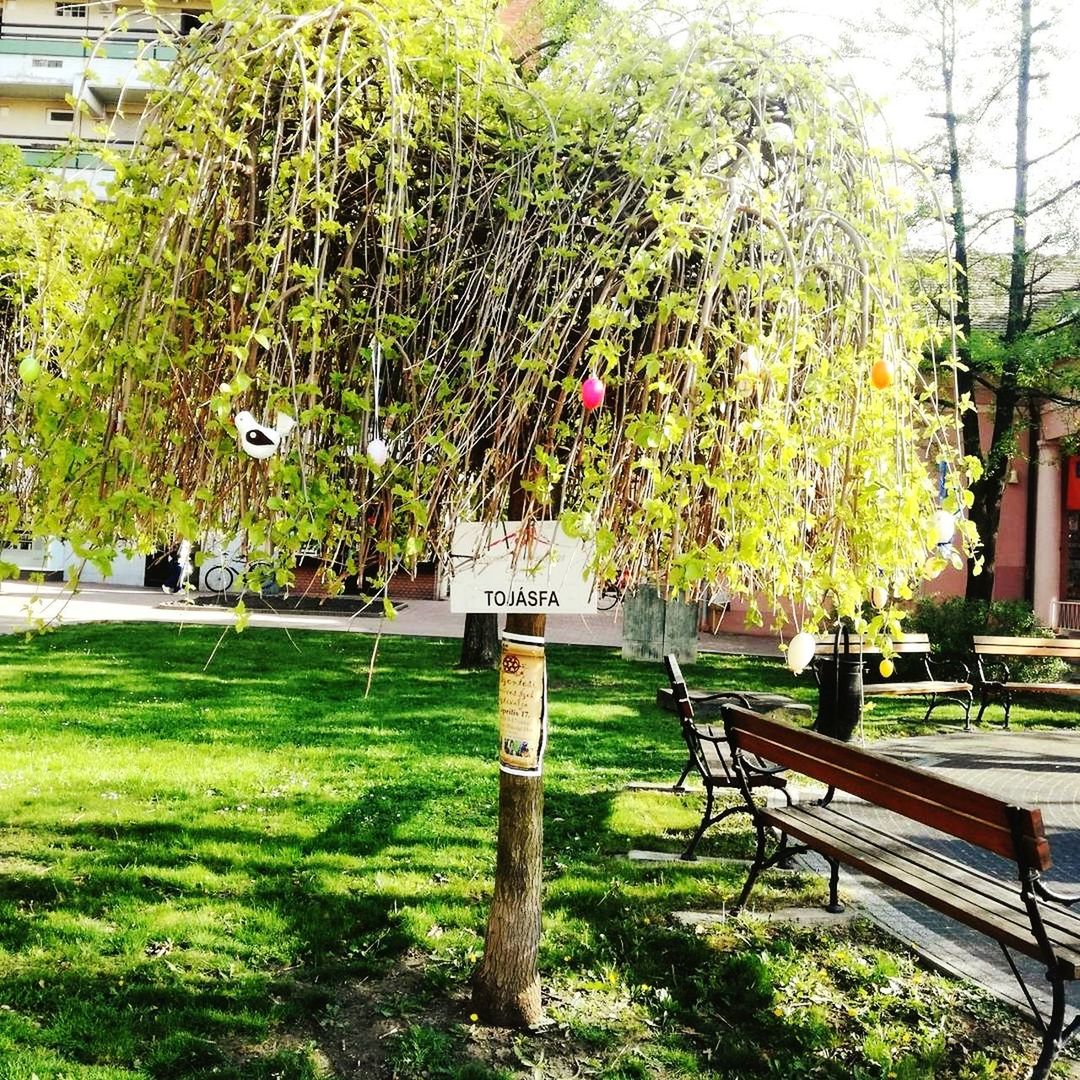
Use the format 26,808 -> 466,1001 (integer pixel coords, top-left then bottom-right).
4,581 -> 1078,1047
0,580 -> 778,655
805,729 -> 1080,1028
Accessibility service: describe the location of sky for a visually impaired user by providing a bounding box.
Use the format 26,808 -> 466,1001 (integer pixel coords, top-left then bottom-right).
611,0 -> 1080,253
753,0 -> 1080,251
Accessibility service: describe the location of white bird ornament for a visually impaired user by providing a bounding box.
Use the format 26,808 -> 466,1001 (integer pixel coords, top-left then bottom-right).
234,411 -> 296,460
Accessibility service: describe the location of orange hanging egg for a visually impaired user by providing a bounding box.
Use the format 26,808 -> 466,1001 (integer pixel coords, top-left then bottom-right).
870,358 -> 894,389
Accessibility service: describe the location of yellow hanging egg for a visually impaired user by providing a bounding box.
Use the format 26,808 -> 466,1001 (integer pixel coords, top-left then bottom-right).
879,658 -> 894,679
870,358 -> 894,389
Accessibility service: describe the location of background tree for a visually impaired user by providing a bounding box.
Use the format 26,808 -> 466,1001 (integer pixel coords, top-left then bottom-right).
867,0 -> 1080,601
14,0 -> 971,1027
0,163 -> 95,548
459,612 -> 499,669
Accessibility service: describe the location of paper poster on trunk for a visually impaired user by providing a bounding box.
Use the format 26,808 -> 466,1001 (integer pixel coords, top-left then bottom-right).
498,632 -> 547,776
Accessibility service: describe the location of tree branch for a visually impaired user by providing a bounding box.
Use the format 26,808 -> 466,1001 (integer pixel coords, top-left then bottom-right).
1033,310 -> 1080,338
1029,176 -> 1080,216
1025,128 -> 1080,167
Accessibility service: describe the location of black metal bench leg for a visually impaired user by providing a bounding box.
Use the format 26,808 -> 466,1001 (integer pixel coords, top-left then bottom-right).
962,690 -> 973,731
974,691 -> 991,727
734,814 -> 769,909
1003,691 -> 1012,730
1030,967 -> 1067,1080
922,694 -> 938,724
674,756 -> 693,792
681,787 -> 714,861
825,856 -> 844,913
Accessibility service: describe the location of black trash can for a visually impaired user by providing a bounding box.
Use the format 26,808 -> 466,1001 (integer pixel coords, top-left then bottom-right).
814,625 -> 863,741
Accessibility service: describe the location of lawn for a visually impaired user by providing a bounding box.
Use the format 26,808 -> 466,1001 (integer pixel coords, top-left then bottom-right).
0,622 -> 1074,1079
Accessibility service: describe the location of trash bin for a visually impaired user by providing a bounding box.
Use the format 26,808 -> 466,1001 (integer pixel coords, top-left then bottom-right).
814,625 -> 863,741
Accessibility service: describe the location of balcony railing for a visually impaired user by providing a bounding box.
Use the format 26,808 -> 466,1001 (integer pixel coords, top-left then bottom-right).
0,20 -> 177,60
1050,599 -> 1080,633
0,37 -> 176,62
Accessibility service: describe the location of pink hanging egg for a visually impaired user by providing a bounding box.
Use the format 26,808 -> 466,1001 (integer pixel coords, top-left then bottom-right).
581,377 -> 605,411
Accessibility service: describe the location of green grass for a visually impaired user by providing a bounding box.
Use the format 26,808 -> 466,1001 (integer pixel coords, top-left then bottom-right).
0,623 -> 1073,1079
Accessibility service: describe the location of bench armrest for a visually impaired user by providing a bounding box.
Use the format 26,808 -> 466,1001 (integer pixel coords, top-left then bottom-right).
720,733 -> 786,779
1034,880 -> 1080,907
924,655 -> 971,683
976,658 -> 1012,684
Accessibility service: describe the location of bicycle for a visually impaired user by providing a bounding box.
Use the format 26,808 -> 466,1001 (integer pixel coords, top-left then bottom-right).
596,569 -> 630,611
201,556 -> 279,596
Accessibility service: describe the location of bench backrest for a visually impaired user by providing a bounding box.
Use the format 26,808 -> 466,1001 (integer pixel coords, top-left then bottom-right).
722,705 -> 1051,872
973,635 -> 1080,659
663,654 -> 695,723
812,632 -> 930,657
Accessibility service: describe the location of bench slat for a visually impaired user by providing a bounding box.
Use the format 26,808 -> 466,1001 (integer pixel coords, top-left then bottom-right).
725,708 -> 1051,870
805,807 -> 1080,951
813,633 -> 931,657
974,636 -> 1080,658
773,803 -> 1080,948
864,681 -> 971,696
765,806 -> 1078,963
763,803 -> 1080,976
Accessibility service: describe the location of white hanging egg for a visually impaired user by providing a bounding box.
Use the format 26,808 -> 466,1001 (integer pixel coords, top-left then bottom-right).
931,509 -> 955,545
786,631 -> 816,675
367,438 -> 389,467
741,346 -> 763,378
870,585 -> 888,609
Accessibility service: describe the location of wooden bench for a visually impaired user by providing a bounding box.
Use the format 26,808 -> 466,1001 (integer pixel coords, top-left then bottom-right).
973,635 -> 1080,727
723,705 -> 1080,1080
814,632 -> 973,729
662,655 -> 787,859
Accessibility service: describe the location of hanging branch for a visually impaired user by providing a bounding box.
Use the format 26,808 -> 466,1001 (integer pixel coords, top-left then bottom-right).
14,0 -> 973,636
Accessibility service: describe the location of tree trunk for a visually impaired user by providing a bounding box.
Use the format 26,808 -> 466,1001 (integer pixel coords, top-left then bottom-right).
459,612 -> 500,669
966,472 -> 1005,603
937,1 -> 986,599
939,1 -> 979,462
962,0 -> 1033,603
471,610 -> 546,1028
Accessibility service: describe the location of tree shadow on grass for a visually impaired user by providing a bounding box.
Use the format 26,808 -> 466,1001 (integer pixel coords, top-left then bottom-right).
0,774 -> 497,1076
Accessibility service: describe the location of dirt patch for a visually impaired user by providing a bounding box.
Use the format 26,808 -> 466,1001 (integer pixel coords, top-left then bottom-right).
304,950 -> 638,1079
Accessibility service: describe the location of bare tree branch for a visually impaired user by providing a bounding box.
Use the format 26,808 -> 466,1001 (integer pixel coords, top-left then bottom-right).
1029,176 -> 1080,216
1025,127 -> 1080,167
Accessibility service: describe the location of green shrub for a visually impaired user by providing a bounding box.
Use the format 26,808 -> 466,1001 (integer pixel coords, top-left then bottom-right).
908,597 -> 1068,683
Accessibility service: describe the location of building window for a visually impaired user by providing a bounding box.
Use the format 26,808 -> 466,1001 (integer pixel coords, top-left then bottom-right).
55,3 -> 88,16
47,109 -> 76,124
180,10 -> 201,35
32,58 -> 65,68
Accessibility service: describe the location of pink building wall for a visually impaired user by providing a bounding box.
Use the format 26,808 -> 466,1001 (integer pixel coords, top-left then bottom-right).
711,387 -> 1045,637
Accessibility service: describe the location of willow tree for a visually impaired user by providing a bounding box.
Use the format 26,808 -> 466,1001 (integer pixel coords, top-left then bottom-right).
14,0 -> 973,1028
0,165 -> 94,548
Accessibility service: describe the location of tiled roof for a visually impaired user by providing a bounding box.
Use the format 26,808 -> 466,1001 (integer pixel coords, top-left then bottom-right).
966,252 -> 1080,331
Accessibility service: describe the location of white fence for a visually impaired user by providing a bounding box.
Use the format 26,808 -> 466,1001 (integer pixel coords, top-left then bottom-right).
1050,599 -> 1080,633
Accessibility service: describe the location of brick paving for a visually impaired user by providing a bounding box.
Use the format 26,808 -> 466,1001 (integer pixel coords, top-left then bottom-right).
799,730 -> 1080,1024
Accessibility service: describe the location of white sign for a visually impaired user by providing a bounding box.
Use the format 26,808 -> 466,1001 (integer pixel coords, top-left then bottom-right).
448,521 -> 596,614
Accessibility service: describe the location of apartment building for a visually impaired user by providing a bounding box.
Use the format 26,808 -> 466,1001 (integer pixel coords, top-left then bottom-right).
0,0 -> 209,188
